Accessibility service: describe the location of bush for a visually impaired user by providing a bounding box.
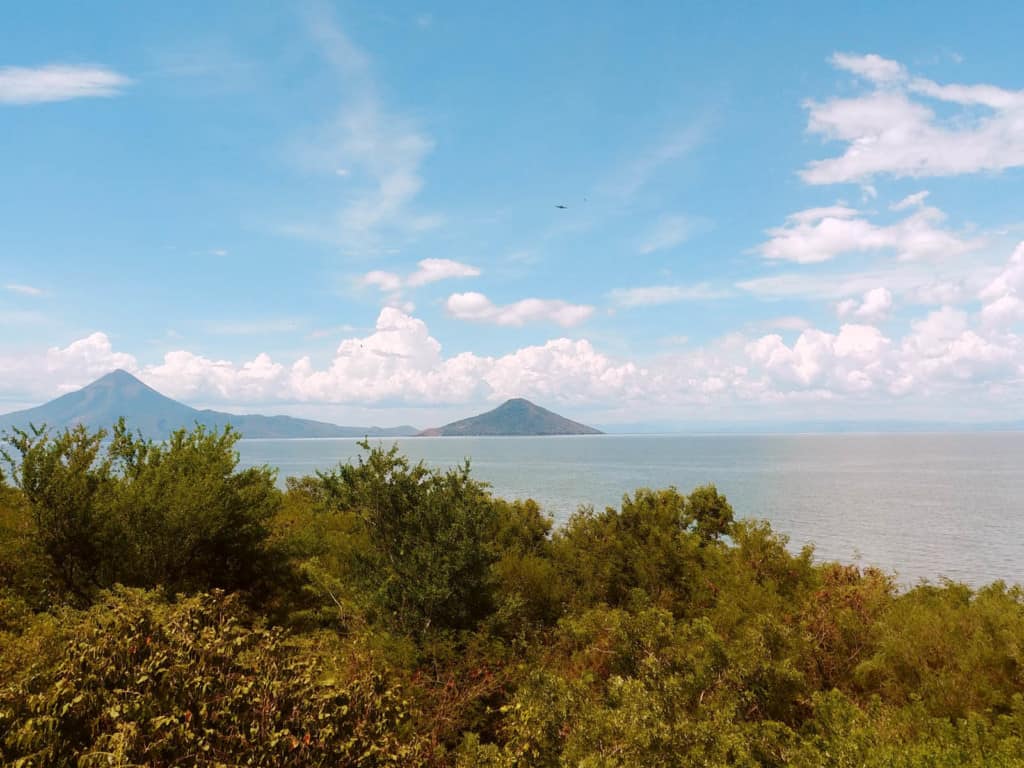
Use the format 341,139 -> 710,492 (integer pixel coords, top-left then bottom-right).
2,421 -> 280,602
3,434 -> 1024,766
0,589 -> 429,767
315,442 -> 501,636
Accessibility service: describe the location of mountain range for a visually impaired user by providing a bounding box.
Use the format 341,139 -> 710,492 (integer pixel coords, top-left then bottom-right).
0,371 -> 603,440
0,370 -> 417,440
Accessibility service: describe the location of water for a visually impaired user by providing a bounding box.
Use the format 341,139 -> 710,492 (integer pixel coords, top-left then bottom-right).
236,433 -> 1024,587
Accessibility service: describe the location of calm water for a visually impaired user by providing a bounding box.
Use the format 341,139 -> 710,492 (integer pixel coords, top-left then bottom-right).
237,434 -> 1024,587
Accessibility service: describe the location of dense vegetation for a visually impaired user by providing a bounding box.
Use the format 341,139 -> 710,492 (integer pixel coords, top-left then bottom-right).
2,421 -> 1024,766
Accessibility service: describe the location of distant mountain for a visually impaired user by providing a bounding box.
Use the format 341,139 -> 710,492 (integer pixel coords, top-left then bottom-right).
419,398 -> 602,436
0,370 -> 418,440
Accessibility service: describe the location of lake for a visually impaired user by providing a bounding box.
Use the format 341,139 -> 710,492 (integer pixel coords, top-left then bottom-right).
236,433 -> 1024,587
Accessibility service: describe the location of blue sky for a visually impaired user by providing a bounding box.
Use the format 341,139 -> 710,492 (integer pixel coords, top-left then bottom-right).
2,1 -> 1024,427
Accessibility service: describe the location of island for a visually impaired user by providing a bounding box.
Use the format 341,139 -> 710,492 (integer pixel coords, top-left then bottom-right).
418,397 -> 602,436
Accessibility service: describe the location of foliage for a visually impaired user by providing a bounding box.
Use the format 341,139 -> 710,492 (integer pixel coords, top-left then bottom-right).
314,442 -> 502,635
0,589 -> 430,767
1,420 -> 280,602
3,430 -> 1024,766
0,481 -> 58,611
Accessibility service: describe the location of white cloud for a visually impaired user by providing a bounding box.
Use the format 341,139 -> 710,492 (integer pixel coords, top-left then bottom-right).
145,351 -> 287,403
6,245 -> 1024,421
831,52 -> 907,84
446,292 -> 594,327
894,306 -> 1019,391
747,324 -> 891,392
290,8 -> 438,251
802,53 -> 1024,183
46,333 -> 137,383
0,333 -> 139,401
5,283 -> 44,297
0,64 -> 132,104
0,332 -> 136,403
609,282 -> 728,307
140,308 -> 632,407
979,242 -> 1024,326
836,287 -> 893,322
406,258 -> 481,287
738,260 -> 992,306
0,314 -> 1020,422
759,200 -> 980,263
890,191 -> 930,211
361,258 -> 480,308
362,270 -> 403,293
483,339 -> 643,403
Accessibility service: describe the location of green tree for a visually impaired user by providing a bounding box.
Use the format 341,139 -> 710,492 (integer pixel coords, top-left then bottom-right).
317,442 -> 501,635
552,485 -> 734,613
1,424 -> 115,600
2,420 -> 280,601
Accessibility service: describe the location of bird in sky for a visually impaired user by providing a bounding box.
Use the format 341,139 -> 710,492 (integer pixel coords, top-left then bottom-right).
555,204 -> 568,209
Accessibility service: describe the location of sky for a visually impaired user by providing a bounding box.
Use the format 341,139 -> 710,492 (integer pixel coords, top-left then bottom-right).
2,1 -> 1024,429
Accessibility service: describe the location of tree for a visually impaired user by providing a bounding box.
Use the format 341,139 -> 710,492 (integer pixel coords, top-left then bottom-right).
1,424 -> 114,600
1,420 -> 280,601
317,442 -> 501,635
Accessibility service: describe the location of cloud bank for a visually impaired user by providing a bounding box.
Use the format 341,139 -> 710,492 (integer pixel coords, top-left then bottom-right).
5,241 -> 1023,421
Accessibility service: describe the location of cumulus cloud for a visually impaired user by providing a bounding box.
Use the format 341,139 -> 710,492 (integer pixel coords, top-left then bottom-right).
6,246 -> 1024,420
0,333 -> 140,401
406,258 -> 480,286
831,52 -> 907,84
802,53 -> 1024,184
0,64 -> 132,104
609,282 -> 728,307
145,351 -> 286,403
362,270 -> 403,293
759,200 -> 980,263
46,333 -> 138,383
746,324 -> 891,392
894,306 -> 1018,391
445,292 -> 594,327
142,308 -> 629,406
836,287 -> 893,322
979,242 -> 1024,326
361,258 -> 480,309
